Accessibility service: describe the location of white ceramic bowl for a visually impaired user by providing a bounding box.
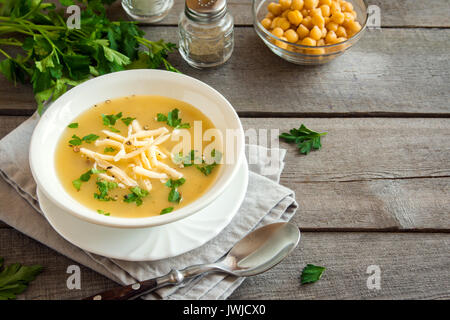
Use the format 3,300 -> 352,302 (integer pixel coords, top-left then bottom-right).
29,69 -> 245,228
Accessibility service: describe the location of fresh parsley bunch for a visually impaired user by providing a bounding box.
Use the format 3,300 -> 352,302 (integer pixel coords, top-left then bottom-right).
0,257 -> 42,300
0,0 -> 179,114
279,124 -> 327,155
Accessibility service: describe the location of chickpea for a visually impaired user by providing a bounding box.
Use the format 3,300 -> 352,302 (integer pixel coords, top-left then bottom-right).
281,9 -> 290,18
301,15 -> 313,29
326,21 -> 338,31
266,12 -> 275,19
311,8 -> 322,17
317,39 -> 325,46
284,29 -> 299,42
319,4 -> 330,17
271,17 -> 280,28
268,2 -> 283,16
287,10 -> 303,25
330,1 -> 341,14
347,20 -> 361,33
272,27 -> 285,38
291,0 -> 304,10
275,37 -> 289,49
324,16 -> 330,24
341,1 -> 353,12
301,36 -> 317,46
336,26 -> 347,37
331,11 -> 345,24
321,26 -> 327,38
325,30 -> 337,44
296,24 -> 310,39
311,13 -> 325,27
279,0 -> 292,10
342,11 -> 354,27
261,18 -> 272,29
278,17 -> 291,30
304,0 -> 319,10
319,0 -> 331,6
336,36 -> 347,43
301,8 -> 309,16
309,25 -> 322,40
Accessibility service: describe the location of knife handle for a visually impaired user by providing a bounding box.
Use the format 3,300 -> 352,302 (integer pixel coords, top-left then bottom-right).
83,278 -> 158,300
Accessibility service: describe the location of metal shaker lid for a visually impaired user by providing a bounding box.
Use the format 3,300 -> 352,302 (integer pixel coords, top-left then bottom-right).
185,0 -> 227,21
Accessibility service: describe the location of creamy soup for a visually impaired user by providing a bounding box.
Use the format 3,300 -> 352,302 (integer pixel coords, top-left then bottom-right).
55,95 -> 222,218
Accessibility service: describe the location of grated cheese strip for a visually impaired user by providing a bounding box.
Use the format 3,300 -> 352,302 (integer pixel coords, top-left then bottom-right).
154,159 -> 183,179
127,124 -> 133,138
113,147 -> 126,162
140,152 -> 152,169
131,119 -> 142,133
154,146 -> 168,159
126,127 -> 169,141
133,166 -> 168,180
140,177 -> 152,192
95,159 -> 138,187
101,130 -> 125,142
113,134 -> 170,161
95,139 -> 122,149
80,148 -> 115,161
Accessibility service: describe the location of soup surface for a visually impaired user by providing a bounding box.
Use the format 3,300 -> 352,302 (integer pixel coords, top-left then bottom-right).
55,95 -> 221,218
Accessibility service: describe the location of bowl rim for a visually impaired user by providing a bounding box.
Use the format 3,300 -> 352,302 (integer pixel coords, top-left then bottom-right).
29,69 -> 245,229
252,0 -> 368,50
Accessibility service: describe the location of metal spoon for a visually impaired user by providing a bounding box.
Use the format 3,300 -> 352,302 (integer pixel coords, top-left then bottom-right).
84,222 -> 301,300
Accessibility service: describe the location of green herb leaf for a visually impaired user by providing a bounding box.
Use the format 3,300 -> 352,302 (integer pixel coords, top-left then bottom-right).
107,126 -> 120,133
157,108 -> 190,129
165,178 -> 186,203
121,117 -> 136,126
196,163 -> 217,176
160,207 -> 173,215
94,180 -> 118,201
68,122 -> 78,128
82,134 -> 100,144
102,112 -> 122,126
72,179 -> 82,191
69,134 -> 82,146
123,186 -> 149,206
72,168 -> 105,191
104,147 -> 116,153
0,257 -> 43,300
300,264 -> 326,284
97,209 -> 110,216
279,124 -> 327,155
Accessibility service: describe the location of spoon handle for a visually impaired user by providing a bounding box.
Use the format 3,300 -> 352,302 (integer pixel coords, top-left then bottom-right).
83,265 -> 218,300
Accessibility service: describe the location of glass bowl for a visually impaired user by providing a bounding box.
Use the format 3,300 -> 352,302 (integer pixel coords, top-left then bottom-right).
252,0 -> 368,65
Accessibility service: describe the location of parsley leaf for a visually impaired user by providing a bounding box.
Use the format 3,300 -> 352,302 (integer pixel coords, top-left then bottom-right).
157,108 -> 190,129
102,112 -> 122,126
72,168 -> 105,191
107,126 -> 120,133
94,180 -> 118,201
0,257 -> 43,300
196,163 -> 217,176
160,207 -> 173,215
97,209 -> 110,216
104,147 -> 116,153
69,134 -> 82,146
121,117 -> 136,126
68,122 -> 78,128
300,264 -> 326,284
279,124 -> 327,155
123,186 -> 149,206
82,134 -> 100,144
165,178 -> 186,203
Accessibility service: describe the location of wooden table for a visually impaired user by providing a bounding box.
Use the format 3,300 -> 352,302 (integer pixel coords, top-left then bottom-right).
0,0 -> 449,299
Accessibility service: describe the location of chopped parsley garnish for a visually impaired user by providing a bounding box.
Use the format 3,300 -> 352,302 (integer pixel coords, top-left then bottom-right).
104,147 -> 116,153
121,117 -> 136,126
123,186 -> 149,206
102,112 -> 123,126
165,178 -> 186,203
174,150 -> 197,167
72,168 -> 105,191
300,264 -> 326,284
107,126 -> 120,133
69,134 -> 82,146
69,133 -> 99,146
97,210 -> 110,216
196,163 -> 217,176
94,180 -> 118,201
68,123 -> 78,128
279,124 -> 327,155
157,108 -> 190,129
0,257 -> 43,300
160,207 -> 174,215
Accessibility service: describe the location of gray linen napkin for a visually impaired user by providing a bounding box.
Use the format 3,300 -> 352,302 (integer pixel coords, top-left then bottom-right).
0,113 -> 298,300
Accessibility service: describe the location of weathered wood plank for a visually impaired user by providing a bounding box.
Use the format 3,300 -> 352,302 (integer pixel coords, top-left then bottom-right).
107,0 -> 450,28
0,116 -> 449,230
1,228 -> 448,299
1,28 -> 449,115
229,231 -> 450,299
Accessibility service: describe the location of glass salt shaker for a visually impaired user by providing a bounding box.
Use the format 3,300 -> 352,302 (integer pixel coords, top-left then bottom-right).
178,0 -> 234,69
122,0 -> 174,23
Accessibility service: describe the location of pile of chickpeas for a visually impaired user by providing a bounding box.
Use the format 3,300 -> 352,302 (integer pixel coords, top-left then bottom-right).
261,0 -> 362,52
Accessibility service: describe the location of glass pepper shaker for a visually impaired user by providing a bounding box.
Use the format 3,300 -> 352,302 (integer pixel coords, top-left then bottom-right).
122,0 -> 174,23
178,0 -> 234,69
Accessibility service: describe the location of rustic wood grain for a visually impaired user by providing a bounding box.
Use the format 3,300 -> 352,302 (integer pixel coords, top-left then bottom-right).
1,229 -> 448,300
107,0 -> 450,28
1,27 -> 449,116
1,116 -> 449,230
